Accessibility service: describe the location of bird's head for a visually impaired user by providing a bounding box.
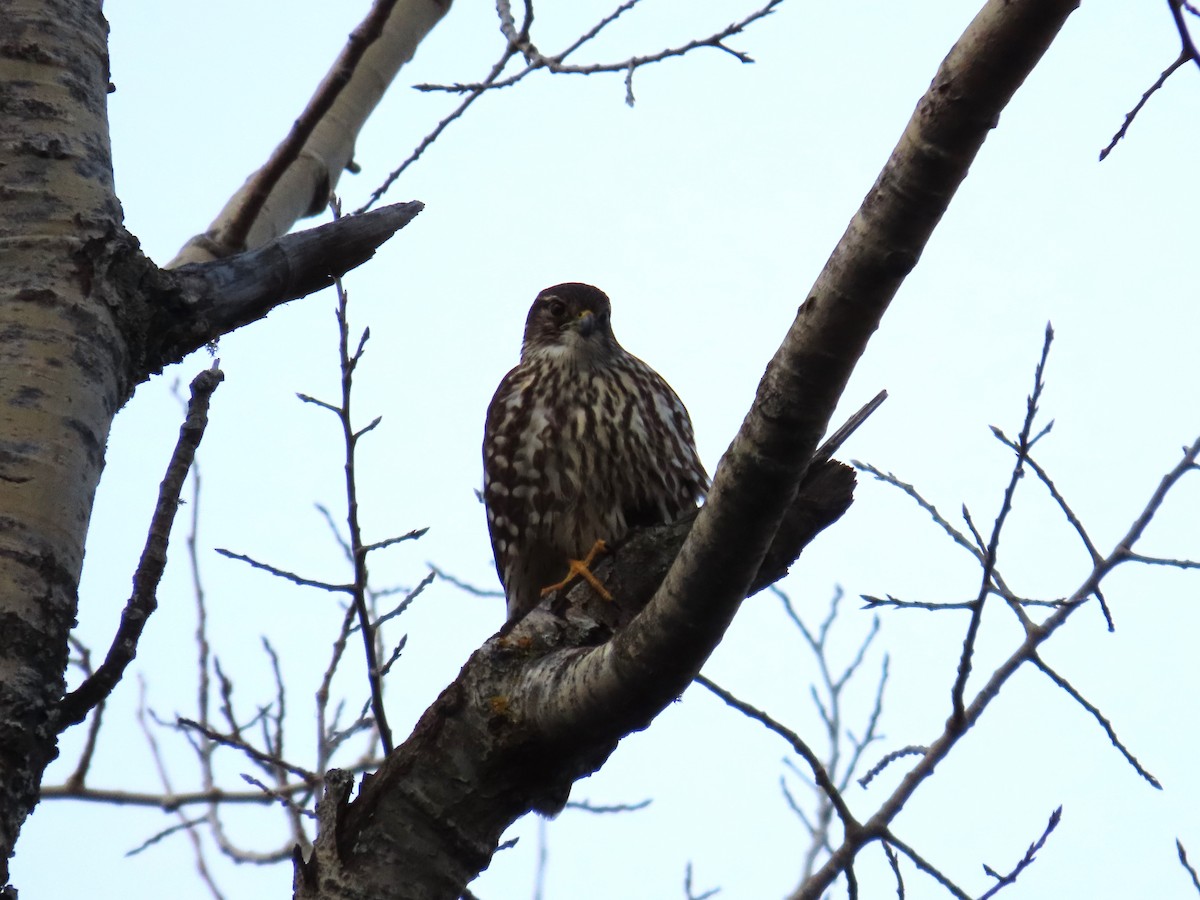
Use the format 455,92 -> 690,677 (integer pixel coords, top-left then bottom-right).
520,283 -> 620,363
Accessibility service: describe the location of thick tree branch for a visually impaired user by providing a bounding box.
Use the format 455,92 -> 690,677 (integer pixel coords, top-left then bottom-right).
138,201 -> 422,377
521,0 -> 1080,747
297,462 -> 854,900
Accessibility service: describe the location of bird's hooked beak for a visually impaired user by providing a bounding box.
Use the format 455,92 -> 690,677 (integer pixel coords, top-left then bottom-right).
576,310 -> 596,338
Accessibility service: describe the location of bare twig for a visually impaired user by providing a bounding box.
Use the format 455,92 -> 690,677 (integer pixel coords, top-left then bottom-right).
361,0 -> 785,209
428,565 -> 505,598
374,570 -> 437,629
41,782 -> 319,809
326,270 -> 396,754
951,324 -> 1054,724
317,604 -> 367,771
58,364 -> 224,730
884,832 -> 971,900
977,807 -> 1062,899
362,528 -> 429,554
857,746 -> 928,789
564,798 -> 652,814
61,637 -> 103,789
1100,0 -> 1200,160
1124,552 -> 1200,569
214,548 -> 353,593
851,462 -> 985,560
880,839 -> 905,898
416,0 -> 784,101
684,861 -> 721,900
861,593 -> 1063,612
1178,839 -> 1200,893
812,391 -> 888,466
695,676 -> 859,837
991,429 -> 1115,630
125,817 -> 208,858
176,718 -> 318,784
771,588 -> 887,889
136,678 -> 226,900
1031,655 -> 1160,787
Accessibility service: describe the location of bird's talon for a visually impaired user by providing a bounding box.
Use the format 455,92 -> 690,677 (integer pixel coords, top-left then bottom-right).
540,539 -> 614,602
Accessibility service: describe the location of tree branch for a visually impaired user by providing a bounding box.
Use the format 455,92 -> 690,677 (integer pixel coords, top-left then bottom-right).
1100,0 -> 1200,161
170,0 -> 450,264
522,0 -> 1078,749
56,365 -> 224,730
144,201 -> 423,376
296,461 -> 854,899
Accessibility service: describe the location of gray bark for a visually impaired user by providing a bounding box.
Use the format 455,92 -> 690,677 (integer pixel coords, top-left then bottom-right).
0,2 -> 425,883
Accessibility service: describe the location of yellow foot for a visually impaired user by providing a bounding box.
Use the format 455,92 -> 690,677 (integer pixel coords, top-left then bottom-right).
540,539 -> 614,602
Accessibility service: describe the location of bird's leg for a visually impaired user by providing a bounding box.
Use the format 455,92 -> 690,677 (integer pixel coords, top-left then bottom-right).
540,539 -> 614,602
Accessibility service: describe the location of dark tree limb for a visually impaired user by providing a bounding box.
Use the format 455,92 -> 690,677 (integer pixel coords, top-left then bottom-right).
55,365 -> 224,731
524,0 -> 1078,750
295,461 -> 855,900
115,201 -> 422,381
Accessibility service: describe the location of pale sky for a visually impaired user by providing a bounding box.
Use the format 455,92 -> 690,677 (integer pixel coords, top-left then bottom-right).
15,1 -> 1200,898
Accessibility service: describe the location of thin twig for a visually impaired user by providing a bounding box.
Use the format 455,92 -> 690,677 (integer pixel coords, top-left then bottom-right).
684,861 -> 721,900
812,390 -> 888,465
991,430 -> 1115,630
564,798 -> 652,813
951,324 -> 1054,724
177,718 -> 317,784
1031,655 -> 1160,787
884,832 -> 971,900
881,839 -> 905,899
695,675 -> 859,835
977,807 -> 1062,899
858,746 -> 928,789
40,782 -> 319,809
213,548 -> 353,592
417,0 -> 784,99
1178,839 -> 1200,893
1100,0 -> 1200,160
861,593 -> 1063,612
428,565 -> 504,597
136,678 -> 226,900
58,364 -> 224,730
361,0 -> 785,210
1124,552 -> 1200,569
327,270 -> 395,755
125,817 -> 208,857
61,637 -> 103,789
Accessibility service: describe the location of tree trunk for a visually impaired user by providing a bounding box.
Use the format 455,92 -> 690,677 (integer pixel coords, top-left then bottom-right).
0,1 -> 123,879
0,2 -> 432,883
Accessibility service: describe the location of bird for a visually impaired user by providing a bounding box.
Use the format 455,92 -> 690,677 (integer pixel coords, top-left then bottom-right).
483,282 -> 708,625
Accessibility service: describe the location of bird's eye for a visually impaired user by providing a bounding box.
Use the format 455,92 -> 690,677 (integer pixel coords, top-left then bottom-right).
547,298 -> 567,319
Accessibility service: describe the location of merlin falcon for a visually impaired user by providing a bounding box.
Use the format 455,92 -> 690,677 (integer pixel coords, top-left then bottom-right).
483,283 -> 708,623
